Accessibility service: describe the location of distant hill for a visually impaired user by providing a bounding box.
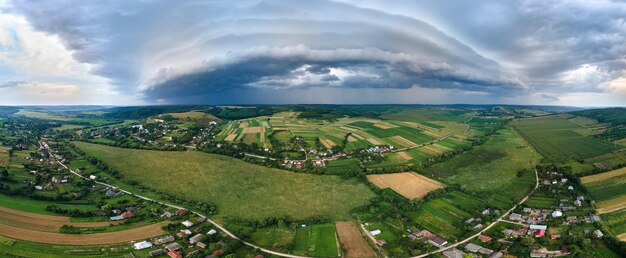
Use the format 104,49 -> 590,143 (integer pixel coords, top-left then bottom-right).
571,107 -> 626,141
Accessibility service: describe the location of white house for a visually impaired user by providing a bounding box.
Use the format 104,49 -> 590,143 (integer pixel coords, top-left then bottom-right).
370,229 -> 381,236
181,220 -> 194,227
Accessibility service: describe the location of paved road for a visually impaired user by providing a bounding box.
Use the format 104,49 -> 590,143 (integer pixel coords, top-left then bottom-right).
45,143 -> 308,258
411,168 -> 539,258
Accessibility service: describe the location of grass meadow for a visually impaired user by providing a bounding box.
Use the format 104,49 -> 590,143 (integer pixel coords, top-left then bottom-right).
512,116 -> 618,162
425,127 -> 539,193
74,142 -> 375,221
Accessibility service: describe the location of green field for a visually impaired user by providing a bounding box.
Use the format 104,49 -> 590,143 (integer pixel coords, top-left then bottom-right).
585,172 -> 626,202
74,142 -> 375,221
349,121 -> 434,145
0,237 -> 129,258
381,108 -> 472,123
425,127 -> 539,192
601,209 -> 626,238
293,224 -> 339,257
409,196 -> 472,240
0,193 -> 99,215
512,116 -> 618,162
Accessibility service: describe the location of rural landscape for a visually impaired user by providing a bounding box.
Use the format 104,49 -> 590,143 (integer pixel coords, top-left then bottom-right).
2,1 -> 626,257
0,105 -> 625,258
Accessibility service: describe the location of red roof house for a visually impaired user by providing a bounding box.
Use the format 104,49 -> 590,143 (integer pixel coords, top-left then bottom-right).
167,251 -> 182,258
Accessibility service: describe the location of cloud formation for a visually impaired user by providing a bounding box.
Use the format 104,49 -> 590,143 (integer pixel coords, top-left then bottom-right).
3,0 -> 626,105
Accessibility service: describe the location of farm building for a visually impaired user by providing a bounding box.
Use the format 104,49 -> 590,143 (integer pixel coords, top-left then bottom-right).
370,229 -> 381,236
153,235 -> 175,245
465,243 -> 482,253
133,241 -> 153,250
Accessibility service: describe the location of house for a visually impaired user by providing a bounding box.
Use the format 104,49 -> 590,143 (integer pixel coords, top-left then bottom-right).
590,215 -> 601,223
175,209 -> 187,216
110,215 -> 124,221
535,229 -> 546,237
442,248 -> 466,258
479,247 -> 494,255
465,243 -> 482,253
489,252 -> 503,258
189,234 -> 203,244
165,242 -> 182,252
428,235 -> 448,247
551,234 -> 561,240
523,207 -> 532,213
567,186 -> 574,190
162,211 -> 173,218
149,249 -> 165,257
478,235 -> 492,243
197,242 -> 207,249
195,217 -> 206,224
181,220 -> 194,227
593,229 -> 604,238
369,229 -> 381,236
167,251 -> 182,258
551,210 -> 563,218
574,199 -> 582,207
509,213 -> 522,221
133,241 -> 153,250
207,229 -> 217,235
212,249 -> 224,256
375,239 -> 386,246
122,211 -> 133,219
529,225 -> 547,230
153,235 -> 175,245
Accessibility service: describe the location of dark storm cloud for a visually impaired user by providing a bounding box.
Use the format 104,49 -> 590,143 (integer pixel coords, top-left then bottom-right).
9,0 -> 524,103
7,0 -> 626,105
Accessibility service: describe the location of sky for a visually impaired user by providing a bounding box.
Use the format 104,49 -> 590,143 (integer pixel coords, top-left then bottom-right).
0,0 -> 625,106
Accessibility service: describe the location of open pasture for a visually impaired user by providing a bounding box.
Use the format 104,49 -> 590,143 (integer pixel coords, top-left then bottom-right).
367,172 -> 444,199
425,128 -> 538,193
512,116 -> 617,162
74,142 -> 375,220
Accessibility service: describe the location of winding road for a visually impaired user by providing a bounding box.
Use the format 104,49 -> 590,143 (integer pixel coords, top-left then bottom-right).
412,168 -> 539,258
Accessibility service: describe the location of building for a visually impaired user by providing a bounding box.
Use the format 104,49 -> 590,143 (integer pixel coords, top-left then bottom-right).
428,235 -> 448,247
197,242 -> 207,249
208,229 -> 217,235
153,235 -> 175,245
369,229 -> 381,236
478,235 -> 492,242
552,210 -> 563,218
189,234 -> 203,244
167,251 -> 182,258
509,213 -> 522,221
181,220 -> 194,227
149,249 -> 165,257
165,242 -> 182,252
133,241 -> 153,250
465,243 -> 482,253
593,230 -> 604,238
442,248 -> 466,258
529,225 -> 547,230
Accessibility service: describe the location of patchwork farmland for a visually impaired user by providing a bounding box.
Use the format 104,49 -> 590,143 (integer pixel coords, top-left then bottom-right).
216,112 -> 466,149
512,115 -> 618,162
367,172 -> 444,199
582,167 -> 626,214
